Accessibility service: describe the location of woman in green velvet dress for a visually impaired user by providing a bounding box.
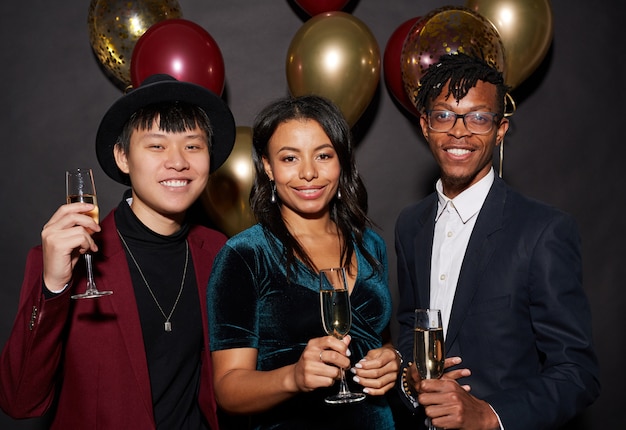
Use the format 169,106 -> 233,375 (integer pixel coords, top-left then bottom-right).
207,95 -> 399,429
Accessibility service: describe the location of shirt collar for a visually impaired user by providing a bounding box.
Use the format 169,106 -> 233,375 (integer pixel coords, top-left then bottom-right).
435,168 -> 495,223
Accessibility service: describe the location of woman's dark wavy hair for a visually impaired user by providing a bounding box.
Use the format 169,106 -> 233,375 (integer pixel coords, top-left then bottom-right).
250,95 -> 380,279
414,52 -> 509,117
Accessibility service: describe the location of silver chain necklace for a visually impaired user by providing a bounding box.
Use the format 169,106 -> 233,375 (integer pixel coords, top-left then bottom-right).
117,230 -> 188,332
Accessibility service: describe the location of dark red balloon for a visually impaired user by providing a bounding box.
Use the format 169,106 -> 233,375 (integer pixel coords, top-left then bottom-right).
294,0 -> 350,16
131,19 -> 225,95
383,17 -> 421,117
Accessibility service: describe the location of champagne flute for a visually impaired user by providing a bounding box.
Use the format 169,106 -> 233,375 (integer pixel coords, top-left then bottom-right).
414,309 -> 445,430
66,168 -> 113,299
319,267 -> 366,404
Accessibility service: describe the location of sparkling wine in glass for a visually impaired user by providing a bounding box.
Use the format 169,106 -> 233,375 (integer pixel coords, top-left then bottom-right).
319,267 -> 366,404
66,168 -> 112,299
414,308 -> 445,430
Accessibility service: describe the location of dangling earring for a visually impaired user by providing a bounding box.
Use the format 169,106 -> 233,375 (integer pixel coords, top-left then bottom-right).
498,139 -> 504,178
499,92 -> 516,179
270,181 -> 277,203
337,188 -> 342,200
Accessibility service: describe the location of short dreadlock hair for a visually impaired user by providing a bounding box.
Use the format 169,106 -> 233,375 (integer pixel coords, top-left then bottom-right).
414,53 -> 509,116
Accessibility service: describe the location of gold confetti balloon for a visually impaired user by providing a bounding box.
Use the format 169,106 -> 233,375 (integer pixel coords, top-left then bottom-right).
88,0 -> 182,90
401,6 -> 505,108
465,0 -> 553,90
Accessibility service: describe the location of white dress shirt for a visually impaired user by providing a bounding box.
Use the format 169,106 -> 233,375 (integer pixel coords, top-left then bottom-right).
429,168 -> 504,429
430,168 -> 494,335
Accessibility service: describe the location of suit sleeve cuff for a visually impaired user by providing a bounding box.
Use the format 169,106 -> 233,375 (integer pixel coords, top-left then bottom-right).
42,279 -> 70,299
400,363 -> 419,408
488,404 -> 505,430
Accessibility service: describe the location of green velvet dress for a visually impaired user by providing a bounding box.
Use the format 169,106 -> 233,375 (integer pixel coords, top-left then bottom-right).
207,224 -> 395,430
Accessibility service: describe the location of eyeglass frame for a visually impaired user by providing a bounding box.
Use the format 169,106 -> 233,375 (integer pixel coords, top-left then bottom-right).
424,110 -> 501,135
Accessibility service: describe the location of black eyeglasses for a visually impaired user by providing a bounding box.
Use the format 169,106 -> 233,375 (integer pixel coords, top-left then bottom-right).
426,110 -> 499,135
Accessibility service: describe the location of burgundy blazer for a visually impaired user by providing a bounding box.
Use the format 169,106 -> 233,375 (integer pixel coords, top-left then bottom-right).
0,208 -> 226,429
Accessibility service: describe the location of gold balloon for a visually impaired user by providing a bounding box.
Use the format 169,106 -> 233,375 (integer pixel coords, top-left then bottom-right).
286,12 -> 380,127
466,0 -> 553,89
88,0 -> 182,89
202,126 -> 256,238
402,6 -> 505,107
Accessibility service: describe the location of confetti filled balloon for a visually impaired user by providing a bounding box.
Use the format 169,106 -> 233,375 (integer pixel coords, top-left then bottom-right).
466,0 -> 553,89
401,6 -> 505,108
286,12 -> 380,127
202,126 -> 256,237
88,0 -> 182,90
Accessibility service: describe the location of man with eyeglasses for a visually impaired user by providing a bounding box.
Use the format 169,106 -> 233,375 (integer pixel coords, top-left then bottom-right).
393,53 -> 599,429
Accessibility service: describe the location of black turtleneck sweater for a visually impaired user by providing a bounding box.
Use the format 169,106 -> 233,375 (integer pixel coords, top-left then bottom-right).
115,196 -> 209,429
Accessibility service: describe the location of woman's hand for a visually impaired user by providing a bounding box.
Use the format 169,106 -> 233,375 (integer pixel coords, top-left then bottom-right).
350,345 -> 400,395
295,335 -> 352,392
212,335 -> 353,414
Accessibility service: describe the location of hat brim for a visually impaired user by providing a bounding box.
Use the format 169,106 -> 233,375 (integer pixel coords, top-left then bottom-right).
96,75 -> 236,185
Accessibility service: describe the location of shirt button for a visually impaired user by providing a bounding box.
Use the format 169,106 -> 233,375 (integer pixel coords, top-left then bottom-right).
447,231 -> 453,237
440,274 -> 446,281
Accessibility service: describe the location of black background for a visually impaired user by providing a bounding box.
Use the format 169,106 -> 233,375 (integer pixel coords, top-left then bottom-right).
1,1 -> 622,428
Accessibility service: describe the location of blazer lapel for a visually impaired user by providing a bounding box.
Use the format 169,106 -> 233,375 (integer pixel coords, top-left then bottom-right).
414,196 -> 438,309
445,178 -> 506,349
186,226 -> 223,428
97,213 -> 155,420
187,227 -> 213,351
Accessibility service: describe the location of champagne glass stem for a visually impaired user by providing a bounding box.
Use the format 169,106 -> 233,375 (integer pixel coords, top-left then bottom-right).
84,253 -> 97,294
336,368 -> 350,396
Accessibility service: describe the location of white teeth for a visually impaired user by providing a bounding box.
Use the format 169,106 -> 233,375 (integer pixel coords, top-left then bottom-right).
447,148 -> 471,156
299,189 -> 319,194
161,180 -> 188,187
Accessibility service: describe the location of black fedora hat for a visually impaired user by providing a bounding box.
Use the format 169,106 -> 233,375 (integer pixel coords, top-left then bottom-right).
96,74 -> 236,185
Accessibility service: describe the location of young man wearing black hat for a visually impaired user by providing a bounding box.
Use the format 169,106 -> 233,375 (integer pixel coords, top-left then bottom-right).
0,75 -> 236,429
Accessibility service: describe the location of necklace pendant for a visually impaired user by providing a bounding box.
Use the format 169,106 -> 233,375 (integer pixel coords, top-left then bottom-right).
164,321 -> 172,332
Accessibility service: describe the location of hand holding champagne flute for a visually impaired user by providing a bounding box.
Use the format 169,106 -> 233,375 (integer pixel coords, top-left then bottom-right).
414,308 -> 445,430
66,168 -> 112,299
319,267 -> 366,404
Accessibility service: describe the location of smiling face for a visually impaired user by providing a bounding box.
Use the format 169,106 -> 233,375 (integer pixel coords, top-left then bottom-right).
420,80 -> 509,199
114,118 -> 210,234
262,119 -> 341,225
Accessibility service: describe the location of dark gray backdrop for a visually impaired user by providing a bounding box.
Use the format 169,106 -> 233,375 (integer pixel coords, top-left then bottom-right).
1,0 -> 622,428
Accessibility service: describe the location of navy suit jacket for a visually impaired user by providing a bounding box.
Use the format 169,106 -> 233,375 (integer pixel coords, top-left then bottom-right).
395,176 -> 600,430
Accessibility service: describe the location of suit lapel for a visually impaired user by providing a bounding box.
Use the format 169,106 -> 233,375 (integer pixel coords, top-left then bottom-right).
445,178 -> 506,349
98,212 -> 155,420
187,226 -> 222,427
187,227 -> 213,353
414,196 -> 438,309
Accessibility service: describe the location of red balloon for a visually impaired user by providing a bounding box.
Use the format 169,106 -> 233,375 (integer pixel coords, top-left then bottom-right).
294,0 -> 350,16
383,17 -> 421,117
131,19 -> 225,95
